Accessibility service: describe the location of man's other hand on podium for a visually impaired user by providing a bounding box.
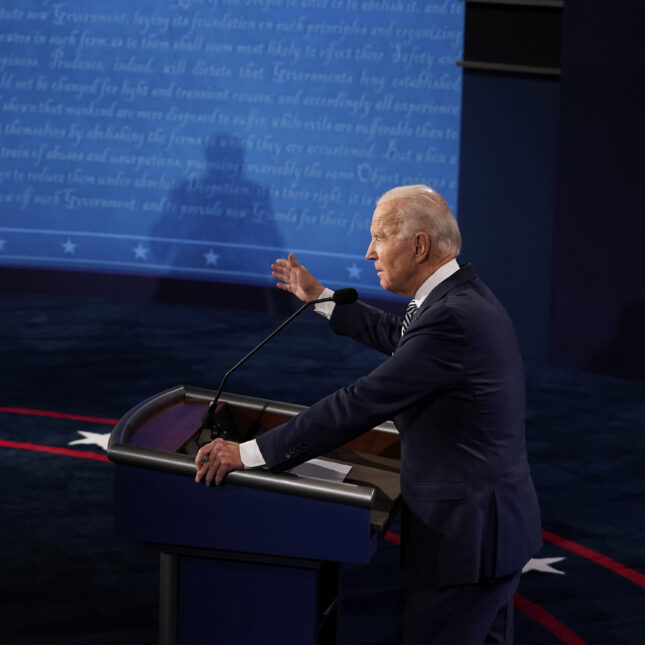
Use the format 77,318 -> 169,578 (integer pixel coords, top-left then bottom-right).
195,438 -> 243,486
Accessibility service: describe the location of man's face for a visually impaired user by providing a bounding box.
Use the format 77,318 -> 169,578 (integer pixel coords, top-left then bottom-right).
365,205 -> 417,296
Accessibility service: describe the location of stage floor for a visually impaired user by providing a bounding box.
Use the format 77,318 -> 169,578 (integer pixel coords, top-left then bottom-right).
1,291 -> 643,644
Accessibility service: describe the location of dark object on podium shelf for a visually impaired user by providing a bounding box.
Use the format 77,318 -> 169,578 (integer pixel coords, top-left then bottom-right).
182,401 -> 242,454
107,385 -> 401,645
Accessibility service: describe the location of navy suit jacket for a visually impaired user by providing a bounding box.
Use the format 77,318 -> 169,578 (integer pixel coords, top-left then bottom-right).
257,264 -> 542,586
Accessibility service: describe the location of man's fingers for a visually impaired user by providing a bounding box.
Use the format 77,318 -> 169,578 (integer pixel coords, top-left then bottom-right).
195,440 -> 241,486
272,258 -> 291,272
272,255 -> 309,297
195,454 -> 214,484
271,268 -> 289,281
271,262 -> 291,281
195,439 -> 221,483
195,462 -> 211,484
272,260 -> 295,293
194,443 -> 210,466
194,444 -> 212,482
215,462 -> 229,486
204,456 -> 220,486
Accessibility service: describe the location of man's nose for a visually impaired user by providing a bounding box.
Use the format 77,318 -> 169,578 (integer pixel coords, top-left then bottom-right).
365,241 -> 376,260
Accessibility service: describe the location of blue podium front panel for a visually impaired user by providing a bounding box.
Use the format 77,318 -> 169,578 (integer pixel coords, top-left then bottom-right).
115,463 -> 378,565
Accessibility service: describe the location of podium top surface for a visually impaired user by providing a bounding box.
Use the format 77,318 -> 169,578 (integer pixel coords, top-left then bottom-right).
109,386 -> 401,528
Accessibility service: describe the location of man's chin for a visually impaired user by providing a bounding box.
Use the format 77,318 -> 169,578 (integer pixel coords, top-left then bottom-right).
378,277 -> 403,295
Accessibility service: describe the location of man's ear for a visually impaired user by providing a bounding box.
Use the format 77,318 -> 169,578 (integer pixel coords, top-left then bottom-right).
414,232 -> 431,262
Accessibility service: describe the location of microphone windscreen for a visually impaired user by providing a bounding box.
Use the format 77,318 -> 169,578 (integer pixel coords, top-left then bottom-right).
332,288 -> 358,305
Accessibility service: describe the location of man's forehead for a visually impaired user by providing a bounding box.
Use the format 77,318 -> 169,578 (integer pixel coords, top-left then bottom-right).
370,205 -> 398,233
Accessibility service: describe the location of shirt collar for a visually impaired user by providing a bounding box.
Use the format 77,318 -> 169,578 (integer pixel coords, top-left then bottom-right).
414,258 -> 460,306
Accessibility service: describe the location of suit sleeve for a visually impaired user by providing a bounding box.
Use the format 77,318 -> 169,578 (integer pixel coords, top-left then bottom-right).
329,300 -> 403,355
257,304 -> 467,471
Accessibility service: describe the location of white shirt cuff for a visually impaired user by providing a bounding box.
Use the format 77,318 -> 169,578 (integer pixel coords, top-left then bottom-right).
314,288 -> 336,319
239,439 -> 266,468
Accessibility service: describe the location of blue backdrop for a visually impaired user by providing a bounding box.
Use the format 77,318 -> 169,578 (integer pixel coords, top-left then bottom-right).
0,0 -> 464,297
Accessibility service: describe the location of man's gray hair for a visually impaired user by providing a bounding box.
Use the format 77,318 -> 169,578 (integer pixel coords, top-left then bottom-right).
377,185 -> 462,256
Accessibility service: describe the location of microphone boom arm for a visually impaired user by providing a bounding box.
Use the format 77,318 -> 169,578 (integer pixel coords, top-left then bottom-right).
198,295 -> 336,432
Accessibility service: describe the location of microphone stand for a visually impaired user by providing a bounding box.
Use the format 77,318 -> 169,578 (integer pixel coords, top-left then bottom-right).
197,295 -> 334,435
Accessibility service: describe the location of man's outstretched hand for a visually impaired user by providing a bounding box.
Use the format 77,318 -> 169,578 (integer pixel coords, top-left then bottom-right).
271,252 -> 325,303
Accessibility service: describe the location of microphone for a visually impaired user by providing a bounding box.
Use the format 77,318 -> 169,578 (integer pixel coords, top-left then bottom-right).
329,288 -> 358,305
197,287 -> 358,436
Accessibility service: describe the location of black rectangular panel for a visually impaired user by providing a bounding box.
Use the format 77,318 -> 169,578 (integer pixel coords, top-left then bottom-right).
463,1 -> 563,70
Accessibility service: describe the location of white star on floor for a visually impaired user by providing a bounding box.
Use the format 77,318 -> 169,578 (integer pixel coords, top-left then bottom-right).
347,263 -> 362,279
132,243 -> 148,260
0,238 -> 6,252
68,431 -> 111,452
61,238 -> 77,255
522,557 -> 566,575
204,249 -> 219,266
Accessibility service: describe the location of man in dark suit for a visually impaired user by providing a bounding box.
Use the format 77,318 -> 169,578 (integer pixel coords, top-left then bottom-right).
195,184 -> 542,643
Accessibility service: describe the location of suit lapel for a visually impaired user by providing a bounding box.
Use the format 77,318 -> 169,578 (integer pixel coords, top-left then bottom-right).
395,264 -> 478,348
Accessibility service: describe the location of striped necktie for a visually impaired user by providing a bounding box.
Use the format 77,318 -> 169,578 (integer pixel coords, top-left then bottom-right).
401,300 -> 418,336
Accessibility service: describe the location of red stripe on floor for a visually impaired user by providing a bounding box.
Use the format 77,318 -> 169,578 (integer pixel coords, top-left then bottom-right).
388,528 -> 645,589
384,530 -> 401,545
0,406 -> 118,425
0,439 -> 110,463
514,593 -> 587,644
542,529 -> 645,588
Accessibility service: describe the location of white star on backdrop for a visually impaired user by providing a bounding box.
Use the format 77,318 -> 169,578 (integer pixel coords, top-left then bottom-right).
203,249 -> 219,266
61,238 -> 77,255
347,263 -> 362,279
132,243 -> 148,260
0,238 -> 6,252
68,431 -> 111,452
522,557 -> 566,575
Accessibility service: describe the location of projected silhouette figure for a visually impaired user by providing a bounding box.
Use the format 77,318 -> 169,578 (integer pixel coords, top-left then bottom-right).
152,133 -> 281,279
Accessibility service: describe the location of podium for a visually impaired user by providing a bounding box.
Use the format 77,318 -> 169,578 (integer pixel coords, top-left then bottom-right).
108,386 -> 401,645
